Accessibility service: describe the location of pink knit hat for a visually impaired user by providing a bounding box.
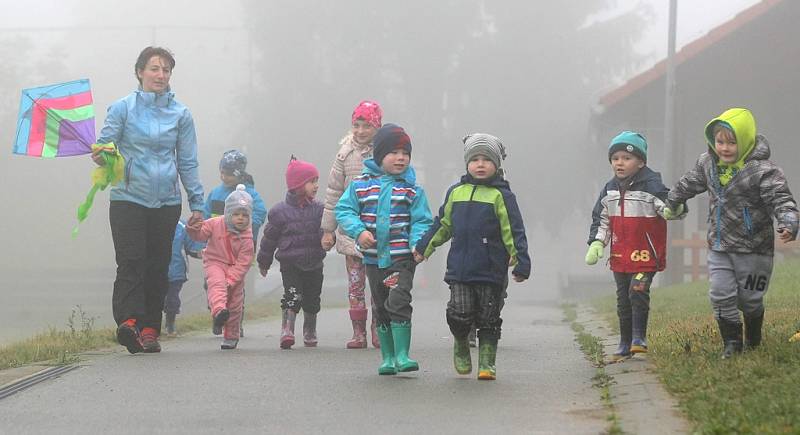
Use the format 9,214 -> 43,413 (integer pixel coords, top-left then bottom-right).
286,156 -> 319,191
351,100 -> 382,129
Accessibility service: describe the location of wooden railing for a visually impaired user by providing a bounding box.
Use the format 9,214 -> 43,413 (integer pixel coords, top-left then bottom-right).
671,232 -> 800,282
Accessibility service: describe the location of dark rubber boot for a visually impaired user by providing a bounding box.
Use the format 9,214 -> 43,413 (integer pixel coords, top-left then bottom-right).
303,312 -> 318,347
717,318 -> 743,359
612,315 -> 633,361
744,311 -> 764,349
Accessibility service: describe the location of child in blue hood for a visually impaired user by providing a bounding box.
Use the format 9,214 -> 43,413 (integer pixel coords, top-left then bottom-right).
336,124 -> 433,375
164,219 -> 204,336
204,149 -> 267,337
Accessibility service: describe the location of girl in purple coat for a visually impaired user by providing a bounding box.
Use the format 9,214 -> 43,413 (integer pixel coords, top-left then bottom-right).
257,157 -> 327,349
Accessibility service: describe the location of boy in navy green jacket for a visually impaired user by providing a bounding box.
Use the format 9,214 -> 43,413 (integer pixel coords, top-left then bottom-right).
415,133 -> 530,380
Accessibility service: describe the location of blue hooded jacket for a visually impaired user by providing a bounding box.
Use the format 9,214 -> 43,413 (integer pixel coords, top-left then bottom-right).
335,159 -> 433,268
98,88 -> 204,211
168,220 -> 204,282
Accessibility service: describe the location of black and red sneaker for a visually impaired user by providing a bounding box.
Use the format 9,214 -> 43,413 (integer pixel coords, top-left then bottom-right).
117,319 -> 144,354
140,327 -> 161,353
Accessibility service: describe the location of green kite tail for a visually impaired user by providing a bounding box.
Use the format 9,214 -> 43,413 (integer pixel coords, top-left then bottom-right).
72,143 -> 125,237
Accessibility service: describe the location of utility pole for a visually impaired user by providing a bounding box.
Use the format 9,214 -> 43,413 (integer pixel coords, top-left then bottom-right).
664,0 -> 683,285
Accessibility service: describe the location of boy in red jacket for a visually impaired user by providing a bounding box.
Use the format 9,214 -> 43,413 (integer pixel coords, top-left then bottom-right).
585,131 -> 684,361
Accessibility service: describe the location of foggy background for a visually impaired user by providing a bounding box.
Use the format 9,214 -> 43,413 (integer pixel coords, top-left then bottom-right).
0,0 -> 766,343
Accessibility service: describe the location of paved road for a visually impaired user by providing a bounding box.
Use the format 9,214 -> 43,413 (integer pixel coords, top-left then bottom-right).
0,291 -> 606,434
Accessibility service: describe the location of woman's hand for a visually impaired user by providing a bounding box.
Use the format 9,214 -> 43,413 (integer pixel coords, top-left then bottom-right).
357,230 -> 376,249
187,211 -> 204,230
91,146 -> 108,166
321,231 -> 335,251
412,249 -> 425,263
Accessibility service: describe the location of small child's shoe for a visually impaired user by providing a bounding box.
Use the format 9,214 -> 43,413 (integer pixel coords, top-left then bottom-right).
610,343 -> 632,362
140,327 -> 161,353
477,338 -> 497,380
212,309 -> 230,336
116,319 -> 144,354
164,313 -> 177,337
303,313 -> 318,347
453,336 -> 472,375
221,338 -> 239,350
630,338 -> 648,354
790,331 -> 800,343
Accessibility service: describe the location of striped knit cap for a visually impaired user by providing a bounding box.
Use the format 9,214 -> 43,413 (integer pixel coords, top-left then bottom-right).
463,133 -> 506,171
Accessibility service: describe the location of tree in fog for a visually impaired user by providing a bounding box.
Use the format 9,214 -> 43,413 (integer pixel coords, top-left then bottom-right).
241,1 -> 651,227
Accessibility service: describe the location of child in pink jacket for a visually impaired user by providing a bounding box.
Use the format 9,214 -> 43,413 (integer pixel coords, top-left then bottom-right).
188,184 -> 254,350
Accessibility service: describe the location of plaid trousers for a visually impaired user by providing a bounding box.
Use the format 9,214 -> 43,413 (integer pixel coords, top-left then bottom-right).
446,282 -> 504,340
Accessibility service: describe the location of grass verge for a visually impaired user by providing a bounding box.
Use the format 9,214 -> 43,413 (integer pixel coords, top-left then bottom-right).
0,296 -> 282,371
563,303 -> 623,435
591,257 -> 800,434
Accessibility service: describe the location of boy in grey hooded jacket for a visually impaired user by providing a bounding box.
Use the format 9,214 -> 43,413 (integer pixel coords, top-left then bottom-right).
668,108 -> 798,358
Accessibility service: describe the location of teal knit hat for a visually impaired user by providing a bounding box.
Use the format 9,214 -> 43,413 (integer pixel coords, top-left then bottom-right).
608,131 -> 647,163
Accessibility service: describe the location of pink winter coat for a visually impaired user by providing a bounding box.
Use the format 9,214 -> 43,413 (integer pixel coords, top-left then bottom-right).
187,216 -> 254,288
321,132 -> 372,257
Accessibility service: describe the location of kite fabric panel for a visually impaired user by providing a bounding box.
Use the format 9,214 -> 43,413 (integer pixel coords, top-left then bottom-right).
13,79 -> 96,158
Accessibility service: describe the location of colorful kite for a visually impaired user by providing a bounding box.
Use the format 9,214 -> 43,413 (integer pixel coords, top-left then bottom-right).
13,79 -> 95,158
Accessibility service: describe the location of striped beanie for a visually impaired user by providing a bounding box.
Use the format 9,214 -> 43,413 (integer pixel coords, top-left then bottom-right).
463,133 -> 506,171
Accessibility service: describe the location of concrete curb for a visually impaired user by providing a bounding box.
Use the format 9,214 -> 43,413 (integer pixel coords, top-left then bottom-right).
575,305 -> 691,434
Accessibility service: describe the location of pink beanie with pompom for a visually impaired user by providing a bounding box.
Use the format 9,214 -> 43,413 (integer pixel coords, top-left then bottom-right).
286,155 -> 319,191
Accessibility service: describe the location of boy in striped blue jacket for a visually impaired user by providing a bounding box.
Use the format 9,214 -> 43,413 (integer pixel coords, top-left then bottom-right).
335,123 -> 433,375
415,133 -> 530,380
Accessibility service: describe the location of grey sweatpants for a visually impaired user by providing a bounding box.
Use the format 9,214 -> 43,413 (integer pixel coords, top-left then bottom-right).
707,250 -> 774,323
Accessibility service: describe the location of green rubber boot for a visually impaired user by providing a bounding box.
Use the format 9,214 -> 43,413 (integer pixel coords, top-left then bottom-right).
376,324 -> 397,375
390,321 -> 419,372
453,336 -> 472,375
478,337 -> 497,380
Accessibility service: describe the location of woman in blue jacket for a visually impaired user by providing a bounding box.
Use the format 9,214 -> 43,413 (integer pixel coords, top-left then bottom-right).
93,46 -> 205,354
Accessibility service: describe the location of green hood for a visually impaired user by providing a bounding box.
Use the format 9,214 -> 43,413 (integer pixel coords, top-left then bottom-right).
705,107 -> 757,163
704,108 -> 757,186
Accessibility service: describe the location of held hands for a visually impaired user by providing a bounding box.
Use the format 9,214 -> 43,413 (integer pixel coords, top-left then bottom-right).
663,203 -> 685,220
777,227 -> 795,243
412,249 -> 425,263
259,265 -> 269,277
585,240 -> 605,265
357,230 -> 376,249
187,211 -> 204,231
321,231 -> 336,251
